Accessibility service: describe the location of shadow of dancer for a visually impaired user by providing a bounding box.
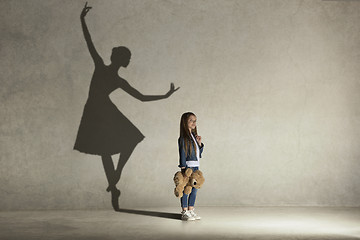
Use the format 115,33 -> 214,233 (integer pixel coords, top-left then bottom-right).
74,2 -> 179,211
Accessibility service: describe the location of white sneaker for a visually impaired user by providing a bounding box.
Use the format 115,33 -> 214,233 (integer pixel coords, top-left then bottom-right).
189,209 -> 201,220
181,210 -> 195,221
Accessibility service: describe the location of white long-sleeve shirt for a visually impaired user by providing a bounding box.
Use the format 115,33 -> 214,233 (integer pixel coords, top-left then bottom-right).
186,133 -> 200,167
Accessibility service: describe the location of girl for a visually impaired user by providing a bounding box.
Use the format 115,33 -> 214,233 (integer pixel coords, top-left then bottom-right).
178,112 -> 204,221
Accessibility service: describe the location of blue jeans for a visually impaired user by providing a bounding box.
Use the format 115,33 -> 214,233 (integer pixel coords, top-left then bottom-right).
180,166 -> 199,208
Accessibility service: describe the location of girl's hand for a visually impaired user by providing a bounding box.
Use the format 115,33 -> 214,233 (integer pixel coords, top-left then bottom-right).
81,2 -> 92,19
196,135 -> 202,146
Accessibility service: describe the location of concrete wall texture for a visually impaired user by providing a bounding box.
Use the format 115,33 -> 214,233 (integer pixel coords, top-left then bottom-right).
1,0 -> 360,210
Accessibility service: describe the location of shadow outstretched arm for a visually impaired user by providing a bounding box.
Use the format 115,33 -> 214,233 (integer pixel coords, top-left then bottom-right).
120,80 -> 181,102
121,80 -> 170,102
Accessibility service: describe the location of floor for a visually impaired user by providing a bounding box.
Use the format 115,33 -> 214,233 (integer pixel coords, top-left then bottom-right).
0,207 -> 359,240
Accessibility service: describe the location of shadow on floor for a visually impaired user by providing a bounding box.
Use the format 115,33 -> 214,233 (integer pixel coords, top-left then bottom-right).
118,208 -> 181,220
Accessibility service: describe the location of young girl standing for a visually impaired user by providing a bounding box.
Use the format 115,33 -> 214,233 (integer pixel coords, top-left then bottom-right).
178,112 -> 204,221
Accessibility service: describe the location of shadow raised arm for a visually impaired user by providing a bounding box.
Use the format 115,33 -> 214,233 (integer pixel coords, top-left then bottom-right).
80,2 -> 104,66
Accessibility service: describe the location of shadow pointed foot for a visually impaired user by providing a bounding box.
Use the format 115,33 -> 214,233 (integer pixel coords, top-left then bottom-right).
111,188 -> 121,211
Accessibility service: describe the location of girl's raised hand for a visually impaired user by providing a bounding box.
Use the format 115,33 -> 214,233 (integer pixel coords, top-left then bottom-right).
196,135 -> 202,146
81,2 -> 92,19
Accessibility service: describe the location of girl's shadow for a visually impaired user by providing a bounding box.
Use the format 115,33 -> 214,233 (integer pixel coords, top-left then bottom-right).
74,3 -> 179,212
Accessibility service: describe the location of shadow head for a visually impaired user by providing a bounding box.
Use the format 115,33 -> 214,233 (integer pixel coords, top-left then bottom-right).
111,46 -> 131,67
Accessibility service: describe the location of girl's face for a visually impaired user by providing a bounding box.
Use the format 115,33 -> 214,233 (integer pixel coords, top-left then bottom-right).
187,115 -> 197,131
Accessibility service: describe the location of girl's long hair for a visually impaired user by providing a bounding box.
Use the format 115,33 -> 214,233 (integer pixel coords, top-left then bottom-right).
180,112 -> 198,156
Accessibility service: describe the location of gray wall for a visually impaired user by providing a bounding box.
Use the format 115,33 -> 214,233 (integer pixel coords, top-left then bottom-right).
1,0 -> 360,210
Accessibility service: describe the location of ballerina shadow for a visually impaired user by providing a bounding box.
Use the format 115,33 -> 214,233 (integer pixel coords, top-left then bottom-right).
74,2 -> 179,211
